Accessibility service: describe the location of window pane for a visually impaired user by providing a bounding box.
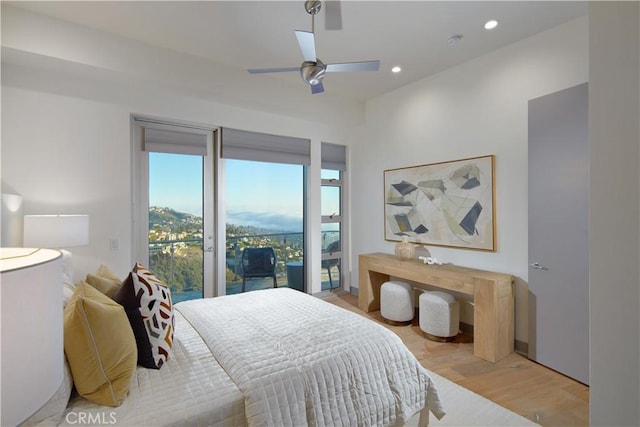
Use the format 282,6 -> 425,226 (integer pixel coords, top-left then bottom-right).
321,226 -> 340,290
321,256 -> 341,290
321,223 -> 340,251
321,186 -> 341,217
225,159 -> 304,294
321,169 -> 340,180
148,152 -> 203,302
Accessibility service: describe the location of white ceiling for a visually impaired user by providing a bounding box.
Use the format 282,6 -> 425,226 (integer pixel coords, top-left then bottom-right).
7,1 -> 587,103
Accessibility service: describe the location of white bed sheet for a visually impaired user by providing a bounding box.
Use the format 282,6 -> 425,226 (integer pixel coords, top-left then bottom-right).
60,310 -> 246,427
176,288 -> 444,427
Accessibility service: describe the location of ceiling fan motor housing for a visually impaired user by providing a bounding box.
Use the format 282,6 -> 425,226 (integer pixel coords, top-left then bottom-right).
301,60 -> 326,86
304,0 -> 322,15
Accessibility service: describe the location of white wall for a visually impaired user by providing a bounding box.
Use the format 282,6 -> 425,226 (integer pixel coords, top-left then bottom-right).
1,3 -> 359,293
351,17 -> 588,343
1,65 -> 352,291
589,2 -> 640,425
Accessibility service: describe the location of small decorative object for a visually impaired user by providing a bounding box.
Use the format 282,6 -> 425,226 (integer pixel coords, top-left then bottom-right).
394,235 -> 415,261
418,256 -> 443,265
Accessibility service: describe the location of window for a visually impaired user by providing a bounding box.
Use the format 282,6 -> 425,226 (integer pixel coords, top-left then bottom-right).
321,143 -> 346,291
220,128 -> 310,294
224,159 -> 305,294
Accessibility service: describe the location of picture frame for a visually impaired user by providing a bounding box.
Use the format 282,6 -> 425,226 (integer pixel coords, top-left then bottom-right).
384,155 -> 496,251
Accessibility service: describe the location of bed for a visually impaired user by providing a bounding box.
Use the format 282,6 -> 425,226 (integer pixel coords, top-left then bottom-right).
49,268 -> 445,426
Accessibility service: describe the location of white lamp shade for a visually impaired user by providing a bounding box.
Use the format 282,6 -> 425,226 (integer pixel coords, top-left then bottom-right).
23,214 -> 89,248
1,248 -> 64,426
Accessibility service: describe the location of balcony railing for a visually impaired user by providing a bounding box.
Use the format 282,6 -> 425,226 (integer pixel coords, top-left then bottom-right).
149,231 -> 340,302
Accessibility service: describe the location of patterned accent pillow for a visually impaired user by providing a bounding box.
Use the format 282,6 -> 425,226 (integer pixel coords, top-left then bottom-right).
113,263 -> 174,369
132,263 -> 174,367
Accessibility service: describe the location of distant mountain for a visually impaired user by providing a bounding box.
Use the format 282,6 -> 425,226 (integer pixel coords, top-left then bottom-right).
226,223 -> 292,237
149,206 -> 294,237
149,207 -> 202,229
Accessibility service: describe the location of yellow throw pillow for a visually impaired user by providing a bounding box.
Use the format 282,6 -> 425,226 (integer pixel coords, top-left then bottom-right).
84,264 -> 123,297
85,274 -> 120,297
96,264 -> 122,283
85,264 -> 122,297
64,282 -> 137,406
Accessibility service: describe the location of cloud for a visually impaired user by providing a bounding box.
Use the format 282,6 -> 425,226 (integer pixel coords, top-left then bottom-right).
227,210 -> 302,232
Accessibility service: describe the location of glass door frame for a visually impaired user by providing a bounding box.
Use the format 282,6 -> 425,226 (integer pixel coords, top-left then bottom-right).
132,115 -> 217,298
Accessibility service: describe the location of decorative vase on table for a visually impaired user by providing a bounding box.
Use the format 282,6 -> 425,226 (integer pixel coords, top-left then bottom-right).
394,236 -> 416,261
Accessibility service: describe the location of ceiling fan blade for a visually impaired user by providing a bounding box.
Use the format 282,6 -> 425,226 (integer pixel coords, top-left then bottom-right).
326,60 -> 380,73
248,67 -> 300,74
294,30 -> 317,62
324,1 -> 342,30
311,81 -> 325,94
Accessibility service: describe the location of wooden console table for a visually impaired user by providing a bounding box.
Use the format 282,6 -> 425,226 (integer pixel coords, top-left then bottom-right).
359,252 -> 514,363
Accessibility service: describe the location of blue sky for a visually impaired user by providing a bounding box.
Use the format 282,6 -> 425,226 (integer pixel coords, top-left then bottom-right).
225,159 -> 303,231
149,153 -> 304,231
149,153 -> 203,215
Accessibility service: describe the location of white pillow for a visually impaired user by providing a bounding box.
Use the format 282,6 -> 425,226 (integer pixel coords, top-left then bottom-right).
21,358 -> 74,426
60,250 -> 77,307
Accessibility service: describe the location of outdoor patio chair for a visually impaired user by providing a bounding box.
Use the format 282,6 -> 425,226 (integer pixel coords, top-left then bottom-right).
321,240 -> 341,289
241,247 -> 277,292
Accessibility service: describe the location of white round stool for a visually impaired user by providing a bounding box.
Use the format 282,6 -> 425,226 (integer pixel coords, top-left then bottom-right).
380,280 -> 414,326
419,291 -> 460,341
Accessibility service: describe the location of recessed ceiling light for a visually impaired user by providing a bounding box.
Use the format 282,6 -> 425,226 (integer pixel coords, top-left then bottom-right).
484,20 -> 499,30
391,66 -> 402,73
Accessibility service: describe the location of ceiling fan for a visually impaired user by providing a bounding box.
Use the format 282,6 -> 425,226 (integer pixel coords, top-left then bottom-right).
247,0 -> 380,95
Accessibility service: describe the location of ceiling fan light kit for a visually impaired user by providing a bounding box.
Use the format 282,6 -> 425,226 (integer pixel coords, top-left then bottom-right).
247,0 -> 380,94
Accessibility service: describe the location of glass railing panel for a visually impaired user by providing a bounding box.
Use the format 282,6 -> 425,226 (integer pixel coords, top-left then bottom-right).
321,258 -> 341,291
321,226 -> 340,252
150,230 -> 340,297
225,232 -> 304,295
148,238 -> 204,303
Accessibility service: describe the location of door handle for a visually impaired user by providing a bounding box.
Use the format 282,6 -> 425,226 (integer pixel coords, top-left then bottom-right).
529,262 -> 548,270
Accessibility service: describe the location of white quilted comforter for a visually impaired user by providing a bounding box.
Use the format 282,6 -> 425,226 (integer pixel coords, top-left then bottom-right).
62,288 -> 444,426
62,309 -> 246,426
177,288 -> 444,427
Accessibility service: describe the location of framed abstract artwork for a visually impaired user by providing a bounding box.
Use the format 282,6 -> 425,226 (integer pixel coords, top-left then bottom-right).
384,155 -> 496,251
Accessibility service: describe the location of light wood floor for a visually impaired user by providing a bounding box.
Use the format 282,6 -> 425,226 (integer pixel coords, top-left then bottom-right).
326,292 -> 589,427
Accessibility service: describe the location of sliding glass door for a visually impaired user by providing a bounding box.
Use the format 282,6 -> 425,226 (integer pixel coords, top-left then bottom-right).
135,122 -> 341,297
133,118 -> 215,299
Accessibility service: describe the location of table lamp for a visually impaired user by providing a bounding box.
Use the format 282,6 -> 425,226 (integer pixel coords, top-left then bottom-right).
23,214 -> 89,248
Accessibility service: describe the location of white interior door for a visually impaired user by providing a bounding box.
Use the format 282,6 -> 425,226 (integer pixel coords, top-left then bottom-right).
528,83 -> 589,385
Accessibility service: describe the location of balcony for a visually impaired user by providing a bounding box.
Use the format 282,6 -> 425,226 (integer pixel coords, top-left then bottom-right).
149,231 -> 340,303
